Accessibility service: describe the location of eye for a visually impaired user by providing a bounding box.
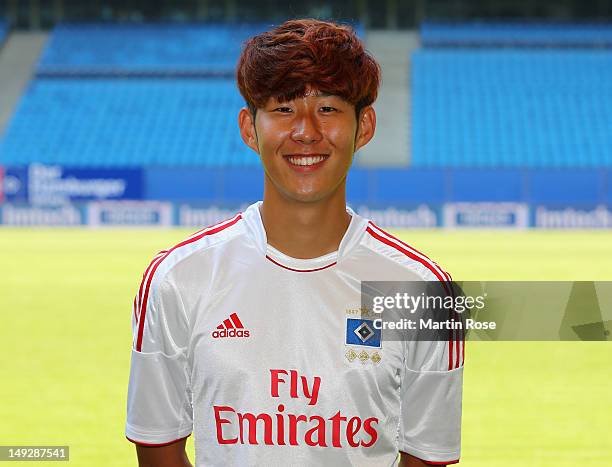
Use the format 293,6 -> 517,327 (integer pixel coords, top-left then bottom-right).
320,106 -> 337,113
274,107 -> 293,113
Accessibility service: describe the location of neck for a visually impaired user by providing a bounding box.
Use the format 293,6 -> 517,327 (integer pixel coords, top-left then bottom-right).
260,181 -> 351,259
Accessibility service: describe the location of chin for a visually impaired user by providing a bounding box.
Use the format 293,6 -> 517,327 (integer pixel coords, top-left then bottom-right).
287,193 -> 324,203
284,189 -> 331,204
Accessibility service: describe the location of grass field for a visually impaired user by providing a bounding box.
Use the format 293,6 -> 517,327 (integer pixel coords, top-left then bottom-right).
1,228 -> 611,466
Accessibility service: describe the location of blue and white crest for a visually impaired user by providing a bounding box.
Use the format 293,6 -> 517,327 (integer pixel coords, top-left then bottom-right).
345,318 -> 382,348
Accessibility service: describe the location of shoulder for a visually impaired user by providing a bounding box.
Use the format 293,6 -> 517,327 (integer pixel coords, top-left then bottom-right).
132,213 -> 244,351
361,220 -> 452,283
359,220 -> 462,371
143,213 -> 244,290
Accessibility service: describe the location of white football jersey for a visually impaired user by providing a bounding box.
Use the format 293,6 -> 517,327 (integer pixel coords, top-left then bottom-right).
126,201 -> 463,466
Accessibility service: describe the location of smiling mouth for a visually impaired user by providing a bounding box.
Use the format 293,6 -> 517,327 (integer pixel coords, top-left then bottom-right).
284,155 -> 330,167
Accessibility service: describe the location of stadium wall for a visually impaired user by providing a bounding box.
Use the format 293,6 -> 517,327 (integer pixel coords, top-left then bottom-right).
1,164 -> 611,228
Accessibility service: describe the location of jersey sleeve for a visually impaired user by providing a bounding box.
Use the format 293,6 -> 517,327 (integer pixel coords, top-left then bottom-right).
126,260 -> 193,446
398,334 -> 463,464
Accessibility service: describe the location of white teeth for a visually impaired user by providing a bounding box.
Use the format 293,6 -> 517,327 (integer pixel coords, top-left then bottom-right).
287,155 -> 327,166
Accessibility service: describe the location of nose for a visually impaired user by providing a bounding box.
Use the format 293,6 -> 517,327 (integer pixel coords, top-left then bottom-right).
291,113 -> 322,144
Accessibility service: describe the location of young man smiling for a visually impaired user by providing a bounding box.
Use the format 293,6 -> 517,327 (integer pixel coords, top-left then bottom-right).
126,19 -> 463,466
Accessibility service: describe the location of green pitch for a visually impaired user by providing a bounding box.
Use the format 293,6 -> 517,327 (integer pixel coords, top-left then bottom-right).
1,229 -> 611,466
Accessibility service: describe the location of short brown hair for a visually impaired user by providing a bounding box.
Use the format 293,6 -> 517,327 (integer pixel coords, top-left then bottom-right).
236,19 -> 381,116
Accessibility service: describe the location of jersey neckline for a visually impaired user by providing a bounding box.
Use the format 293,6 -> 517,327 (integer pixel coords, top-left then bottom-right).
242,201 -> 367,272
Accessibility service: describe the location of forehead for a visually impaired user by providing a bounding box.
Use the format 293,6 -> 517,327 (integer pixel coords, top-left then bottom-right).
302,88 -> 334,98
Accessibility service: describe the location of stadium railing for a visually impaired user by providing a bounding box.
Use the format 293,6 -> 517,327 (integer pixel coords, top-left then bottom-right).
146,166 -> 612,206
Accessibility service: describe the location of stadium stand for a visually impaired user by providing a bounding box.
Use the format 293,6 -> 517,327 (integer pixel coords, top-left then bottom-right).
37,23 -> 269,74
1,21 -> 367,168
1,23 -> 280,167
2,20 -> 610,176
0,20 -> 611,217
412,49 -> 612,167
0,23 -> 363,168
0,78 -> 253,167
421,21 -> 612,47
37,22 -> 364,75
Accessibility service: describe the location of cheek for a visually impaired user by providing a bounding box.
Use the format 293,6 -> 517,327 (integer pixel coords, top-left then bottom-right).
257,120 -> 290,153
323,120 -> 357,150
327,133 -> 356,161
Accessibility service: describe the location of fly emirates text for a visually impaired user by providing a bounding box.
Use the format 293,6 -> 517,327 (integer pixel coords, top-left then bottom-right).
213,369 -> 378,448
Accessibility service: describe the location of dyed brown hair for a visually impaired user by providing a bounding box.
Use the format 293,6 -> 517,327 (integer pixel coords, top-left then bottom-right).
236,19 -> 381,117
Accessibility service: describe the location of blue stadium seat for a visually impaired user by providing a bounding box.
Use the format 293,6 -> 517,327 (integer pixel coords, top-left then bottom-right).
37,22 -> 364,75
0,78 -> 257,167
412,49 -> 612,167
37,22 -> 272,74
421,22 -> 612,47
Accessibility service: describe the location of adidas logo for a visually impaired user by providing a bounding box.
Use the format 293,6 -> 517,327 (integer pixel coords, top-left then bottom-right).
212,313 -> 250,338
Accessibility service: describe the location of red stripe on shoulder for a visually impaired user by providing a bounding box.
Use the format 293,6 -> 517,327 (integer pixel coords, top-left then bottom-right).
135,214 -> 242,351
365,224 -> 448,284
462,334 -> 466,367
365,223 -> 462,370
368,222 -> 449,282
136,250 -> 167,322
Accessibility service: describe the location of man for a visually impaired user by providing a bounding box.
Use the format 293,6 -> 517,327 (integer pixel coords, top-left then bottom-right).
126,19 -> 463,466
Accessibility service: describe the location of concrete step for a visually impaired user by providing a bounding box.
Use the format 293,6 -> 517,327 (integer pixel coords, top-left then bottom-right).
0,31 -> 48,136
357,30 -> 419,167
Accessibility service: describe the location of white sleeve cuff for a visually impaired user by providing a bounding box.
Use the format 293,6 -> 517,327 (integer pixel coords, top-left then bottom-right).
125,424 -> 192,446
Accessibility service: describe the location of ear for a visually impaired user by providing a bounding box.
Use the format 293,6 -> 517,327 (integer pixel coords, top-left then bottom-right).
354,105 -> 376,152
238,107 -> 259,154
